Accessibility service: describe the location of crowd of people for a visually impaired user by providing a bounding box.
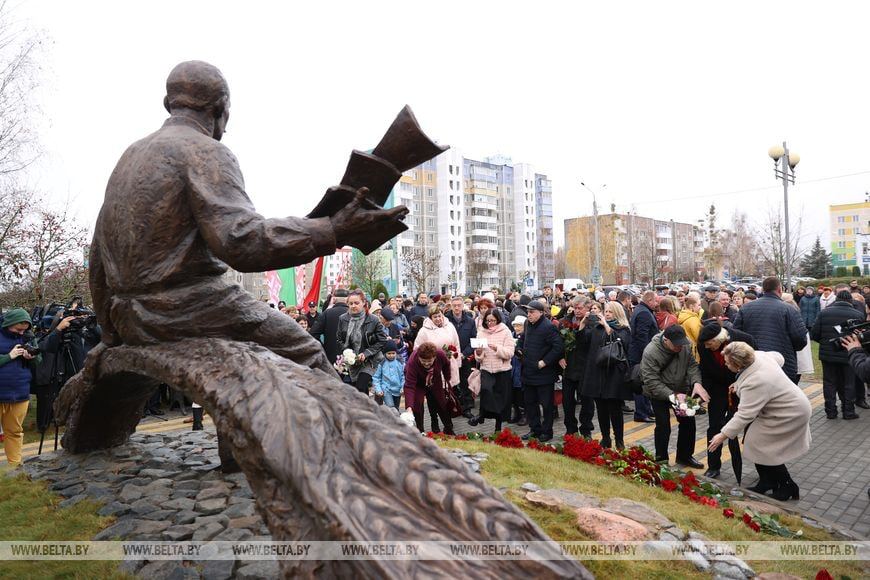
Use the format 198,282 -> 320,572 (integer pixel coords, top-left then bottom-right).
2,276 -> 869,503
291,275 -> 870,501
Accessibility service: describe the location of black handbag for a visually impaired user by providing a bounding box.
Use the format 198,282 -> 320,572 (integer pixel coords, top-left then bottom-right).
596,335 -> 627,367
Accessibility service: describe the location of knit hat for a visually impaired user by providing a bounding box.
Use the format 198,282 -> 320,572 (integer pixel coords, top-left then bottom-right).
483,292 -> 496,303
519,294 -> 531,306
2,308 -> 31,329
698,321 -> 724,343
527,300 -> 547,313
379,307 -> 395,321
512,316 -> 527,327
384,340 -> 399,354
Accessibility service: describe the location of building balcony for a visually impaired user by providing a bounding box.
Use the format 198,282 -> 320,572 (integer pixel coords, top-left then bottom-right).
471,242 -> 498,251
656,243 -> 673,250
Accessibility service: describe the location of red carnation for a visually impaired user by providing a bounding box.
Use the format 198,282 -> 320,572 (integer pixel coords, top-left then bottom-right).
723,508 -> 735,518
662,479 -> 678,492
742,513 -> 752,524
815,570 -> 834,580
749,521 -> 761,533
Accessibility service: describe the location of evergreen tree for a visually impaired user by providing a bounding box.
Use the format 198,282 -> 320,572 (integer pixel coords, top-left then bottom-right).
799,236 -> 832,279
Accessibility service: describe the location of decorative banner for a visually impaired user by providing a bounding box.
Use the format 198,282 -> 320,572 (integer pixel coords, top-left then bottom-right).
277,268 -> 296,305
264,271 -> 282,305
301,257 -> 326,312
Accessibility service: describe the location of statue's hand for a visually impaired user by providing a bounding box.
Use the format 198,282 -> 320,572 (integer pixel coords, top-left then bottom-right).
330,187 -> 409,249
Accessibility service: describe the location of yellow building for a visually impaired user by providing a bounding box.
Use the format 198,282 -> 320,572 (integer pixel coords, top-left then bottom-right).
829,202 -> 870,272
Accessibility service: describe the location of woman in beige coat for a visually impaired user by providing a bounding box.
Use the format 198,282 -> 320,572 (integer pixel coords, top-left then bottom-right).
709,342 -> 812,501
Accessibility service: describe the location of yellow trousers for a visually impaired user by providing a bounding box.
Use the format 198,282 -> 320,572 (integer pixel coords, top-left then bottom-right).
0,400 -> 29,467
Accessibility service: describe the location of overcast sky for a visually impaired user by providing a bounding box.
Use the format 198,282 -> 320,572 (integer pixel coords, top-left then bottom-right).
18,1 -> 870,254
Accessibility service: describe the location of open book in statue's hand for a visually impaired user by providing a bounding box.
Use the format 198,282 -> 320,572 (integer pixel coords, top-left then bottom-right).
307,104 -> 447,254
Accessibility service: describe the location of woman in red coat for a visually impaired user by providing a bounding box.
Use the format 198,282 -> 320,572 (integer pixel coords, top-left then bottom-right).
404,342 -> 455,434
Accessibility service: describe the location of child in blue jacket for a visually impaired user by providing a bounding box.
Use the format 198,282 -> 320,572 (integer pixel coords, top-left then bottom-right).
372,341 -> 405,410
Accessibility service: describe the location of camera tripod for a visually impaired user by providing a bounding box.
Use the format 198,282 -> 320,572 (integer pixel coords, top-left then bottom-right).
37,334 -> 80,455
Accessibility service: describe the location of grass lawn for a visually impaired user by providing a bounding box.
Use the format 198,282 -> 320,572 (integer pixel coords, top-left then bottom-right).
0,474 -> 124,579
440,440 -> 866,580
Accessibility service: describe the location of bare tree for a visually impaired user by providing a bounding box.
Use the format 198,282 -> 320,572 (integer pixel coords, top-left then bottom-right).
0,186 -> 31,283
351,250 -> 387,299
0,1 -> 44,177
465,249 -> 491,293
553,246 -> 567,280
755,205 -> 807,282
630,230 -> 659,284
402,247 -> 440,295
728,210 -> 759,277
15,205 -> 89,302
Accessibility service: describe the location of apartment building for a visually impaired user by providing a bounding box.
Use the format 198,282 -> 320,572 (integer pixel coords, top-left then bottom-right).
829,201 -> 870,272
393,151 -> 554,295
564,213 -> 705,285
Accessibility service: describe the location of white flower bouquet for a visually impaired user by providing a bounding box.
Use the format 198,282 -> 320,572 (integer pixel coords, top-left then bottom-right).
669,393 -> 702,417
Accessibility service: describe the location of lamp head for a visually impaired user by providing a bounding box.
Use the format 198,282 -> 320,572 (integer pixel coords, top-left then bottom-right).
768,145 -> 785,162
788,153 -> 800,168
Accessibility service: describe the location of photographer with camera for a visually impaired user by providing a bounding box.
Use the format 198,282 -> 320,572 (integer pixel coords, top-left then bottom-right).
811,289 -> 863,420
0,308 -> 42,468
35,303 -> 101,448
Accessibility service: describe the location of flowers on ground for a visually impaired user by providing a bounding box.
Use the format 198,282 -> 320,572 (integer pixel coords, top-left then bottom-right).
668,393 -> 702,417
429,428 -> 802,538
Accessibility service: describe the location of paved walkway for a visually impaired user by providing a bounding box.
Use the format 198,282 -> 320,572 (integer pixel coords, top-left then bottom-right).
7,380 -> 867,538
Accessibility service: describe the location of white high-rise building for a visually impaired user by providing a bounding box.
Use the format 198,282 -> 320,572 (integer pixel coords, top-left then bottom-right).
394,151 -> 554,295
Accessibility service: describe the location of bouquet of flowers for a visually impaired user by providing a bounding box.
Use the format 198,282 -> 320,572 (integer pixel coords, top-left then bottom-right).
560,320 -> 578,353
669,393 -> 702,417
334,348 -> 358,375
442,344 -> 459,359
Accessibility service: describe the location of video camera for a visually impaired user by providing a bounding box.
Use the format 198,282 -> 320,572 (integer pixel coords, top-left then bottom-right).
64,307 -> 97,331
829,319 -> 870,351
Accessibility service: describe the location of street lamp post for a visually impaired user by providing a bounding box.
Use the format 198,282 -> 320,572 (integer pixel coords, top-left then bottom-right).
768,142 -> 800,290
581,182 -> 605,285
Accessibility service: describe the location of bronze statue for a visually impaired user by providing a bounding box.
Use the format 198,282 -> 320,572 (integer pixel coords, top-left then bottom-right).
55,61 -> 591,579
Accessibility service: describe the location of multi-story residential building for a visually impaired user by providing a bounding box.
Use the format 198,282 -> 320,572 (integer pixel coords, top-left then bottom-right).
223,268 -> 268,300
392,151 -> 554,295
829,201 -> 870,272
565,212 -> 705,285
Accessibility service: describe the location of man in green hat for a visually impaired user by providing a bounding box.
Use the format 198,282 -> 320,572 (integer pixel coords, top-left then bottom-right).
0,308 -> 40,468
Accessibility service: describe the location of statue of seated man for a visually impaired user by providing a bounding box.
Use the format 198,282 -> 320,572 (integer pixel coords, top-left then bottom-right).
89,60 -> 407,372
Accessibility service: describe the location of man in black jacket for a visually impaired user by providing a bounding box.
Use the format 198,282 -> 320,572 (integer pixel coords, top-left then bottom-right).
733,277 -> 807,383
445,297 -> 477,418
628,291 -> 658,423
811,290 -> 863,419
697,321 -> 756,478
559,296 -> 595,437
309,288 -> 349,365
517,300 -> 564,442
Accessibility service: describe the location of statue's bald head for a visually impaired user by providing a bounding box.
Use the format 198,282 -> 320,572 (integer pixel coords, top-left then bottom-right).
164,61 -> 229,114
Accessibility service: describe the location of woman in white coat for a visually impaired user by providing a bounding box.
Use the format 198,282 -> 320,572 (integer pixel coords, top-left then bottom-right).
709,342 -> 812,501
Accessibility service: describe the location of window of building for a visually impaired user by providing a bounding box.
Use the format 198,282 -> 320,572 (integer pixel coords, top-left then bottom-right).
427,218 -> 435,227
838,241 -> 846,248
427,203 -> 435,213
838,216 -> 845,223
428,234 -> 435,243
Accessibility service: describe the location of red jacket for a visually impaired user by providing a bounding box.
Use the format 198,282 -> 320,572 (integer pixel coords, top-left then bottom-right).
404,349 -> 453,413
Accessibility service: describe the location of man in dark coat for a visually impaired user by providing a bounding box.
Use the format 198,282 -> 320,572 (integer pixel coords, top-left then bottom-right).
697,321 -> 756,478
811,290 -> 864,419
559,296 -> 595,437
309,288 -> 349,365
445,297 -> 477,418
508,294 -> 532,325
733,277 -> 807,383
517,300 -> 564,442
409,293 -> 430,319
628,291 -> 658,423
